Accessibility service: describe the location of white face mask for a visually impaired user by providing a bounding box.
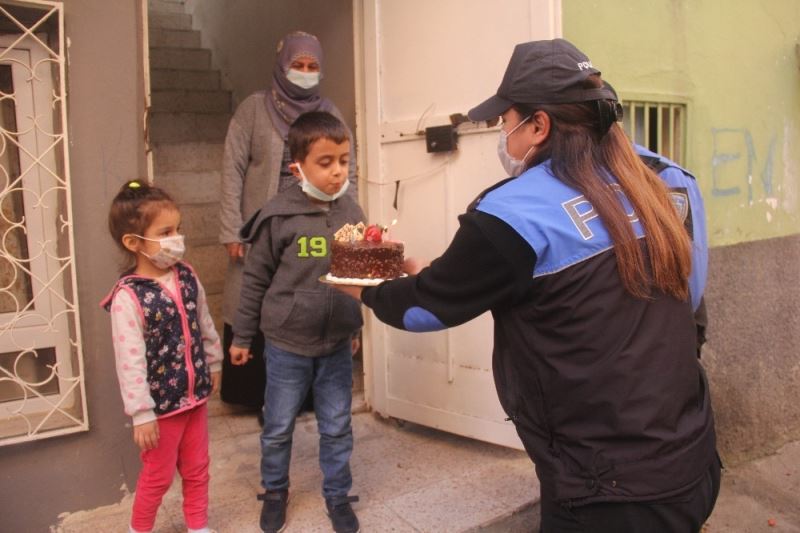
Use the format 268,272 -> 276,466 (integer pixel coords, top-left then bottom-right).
296,162 -> 349,202
286,69 -> 320,89
497,115 -> 536,177
137,234 -> 185,269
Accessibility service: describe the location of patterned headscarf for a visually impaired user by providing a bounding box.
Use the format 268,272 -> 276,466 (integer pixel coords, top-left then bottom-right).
265,31 -> 336,140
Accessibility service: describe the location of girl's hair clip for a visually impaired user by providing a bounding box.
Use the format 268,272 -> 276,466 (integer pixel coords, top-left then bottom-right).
128,181 -> 142,189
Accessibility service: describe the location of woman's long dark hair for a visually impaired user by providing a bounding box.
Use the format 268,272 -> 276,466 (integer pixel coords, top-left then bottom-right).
516,76 -> 691,301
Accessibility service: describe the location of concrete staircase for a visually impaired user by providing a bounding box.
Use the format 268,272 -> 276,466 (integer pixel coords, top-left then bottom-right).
148,0 -> 229,328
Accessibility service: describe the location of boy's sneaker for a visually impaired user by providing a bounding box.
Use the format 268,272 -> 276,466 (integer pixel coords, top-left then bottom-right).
325,495 -> 360,533
257,490 -> 288,533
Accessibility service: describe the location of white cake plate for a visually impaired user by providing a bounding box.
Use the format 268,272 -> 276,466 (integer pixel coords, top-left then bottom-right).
318,273 -> 407,287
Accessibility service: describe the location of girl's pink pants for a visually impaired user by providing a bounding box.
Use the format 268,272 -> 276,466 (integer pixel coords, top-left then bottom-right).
130,403 -> 209,532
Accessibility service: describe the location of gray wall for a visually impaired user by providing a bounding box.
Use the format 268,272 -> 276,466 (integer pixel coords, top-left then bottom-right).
0,1 -> 146,531
704,234 -> 800,464
184,0 -> 356,133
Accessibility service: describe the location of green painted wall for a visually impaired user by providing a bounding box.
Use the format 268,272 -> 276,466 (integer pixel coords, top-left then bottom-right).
564,0 -> 800,246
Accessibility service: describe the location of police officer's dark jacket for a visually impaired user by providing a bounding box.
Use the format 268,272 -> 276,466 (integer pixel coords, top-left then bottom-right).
362,159 -> 716,506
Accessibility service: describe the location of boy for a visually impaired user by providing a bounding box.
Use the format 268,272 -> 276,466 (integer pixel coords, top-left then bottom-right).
230,111 -> 364,533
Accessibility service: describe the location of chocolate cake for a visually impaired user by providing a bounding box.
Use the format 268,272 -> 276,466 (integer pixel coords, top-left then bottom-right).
329,223 -> 404,280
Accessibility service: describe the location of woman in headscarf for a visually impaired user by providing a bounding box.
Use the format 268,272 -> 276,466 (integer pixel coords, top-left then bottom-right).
219,31 -> 358,413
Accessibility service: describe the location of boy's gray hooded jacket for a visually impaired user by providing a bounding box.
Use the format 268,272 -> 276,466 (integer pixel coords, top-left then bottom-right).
232,183 -> 365,357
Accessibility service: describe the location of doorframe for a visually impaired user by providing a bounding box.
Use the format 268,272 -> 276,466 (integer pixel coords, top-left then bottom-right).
140,0 -> 154,183
352,0 -> 380,411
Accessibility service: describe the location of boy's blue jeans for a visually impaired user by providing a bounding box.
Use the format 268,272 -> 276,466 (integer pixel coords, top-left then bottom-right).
260,341 -> 353,499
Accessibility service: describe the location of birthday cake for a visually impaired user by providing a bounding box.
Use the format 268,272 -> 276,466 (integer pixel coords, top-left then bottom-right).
329,222 -> 404,280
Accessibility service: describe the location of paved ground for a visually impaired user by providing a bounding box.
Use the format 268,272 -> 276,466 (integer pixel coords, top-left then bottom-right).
480,440 -> 800,533
705,440 -> 800,532
52,395 -> 800,532
54,396 -> 539,532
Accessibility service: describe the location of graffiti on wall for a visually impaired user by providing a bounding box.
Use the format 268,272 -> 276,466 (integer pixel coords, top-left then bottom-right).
711,127 -> 777,204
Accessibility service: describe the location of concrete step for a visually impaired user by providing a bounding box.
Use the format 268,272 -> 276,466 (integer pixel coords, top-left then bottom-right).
150,112 -> 229,143
184,241 -> 226,296
149,28 -> 200,48
156,170 -> 221,204
148,0 -> 185,14
179,201 -> 221,247
151,68 -> 220,91
149,47 -> 210,71
152,141 -> 224,173
148,11 -> 192,31
152,89 -> 231,114
149,11 -> 192,30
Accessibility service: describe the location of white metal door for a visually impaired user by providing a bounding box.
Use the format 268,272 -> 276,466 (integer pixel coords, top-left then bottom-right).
355,0 -> 562,448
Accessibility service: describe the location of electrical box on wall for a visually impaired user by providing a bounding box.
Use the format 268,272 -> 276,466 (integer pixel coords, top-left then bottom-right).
425,125 -> 457,153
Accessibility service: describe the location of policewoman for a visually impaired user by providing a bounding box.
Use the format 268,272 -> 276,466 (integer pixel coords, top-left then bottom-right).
338,39 -> 720,531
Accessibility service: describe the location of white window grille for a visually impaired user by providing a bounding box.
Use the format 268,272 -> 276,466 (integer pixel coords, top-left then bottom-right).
621,97 -> 687,166
0,1 -> 87,445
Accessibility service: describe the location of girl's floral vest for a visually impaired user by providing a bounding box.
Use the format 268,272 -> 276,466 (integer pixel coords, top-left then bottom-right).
104,262 -> 212,416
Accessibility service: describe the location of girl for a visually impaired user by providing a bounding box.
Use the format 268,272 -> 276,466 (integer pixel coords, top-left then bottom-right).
101,180 -> 222,533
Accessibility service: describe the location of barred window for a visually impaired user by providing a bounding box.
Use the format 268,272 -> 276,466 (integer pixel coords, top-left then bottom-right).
621,98 -> 687,166
0,2 -> 87,445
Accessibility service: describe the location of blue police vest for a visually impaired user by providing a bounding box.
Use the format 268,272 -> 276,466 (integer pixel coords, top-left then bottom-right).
477,161 -> 646,279
634,145 -> 708,311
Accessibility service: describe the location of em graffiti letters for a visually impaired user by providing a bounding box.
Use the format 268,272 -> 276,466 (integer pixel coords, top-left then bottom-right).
711,128 -> 776,202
